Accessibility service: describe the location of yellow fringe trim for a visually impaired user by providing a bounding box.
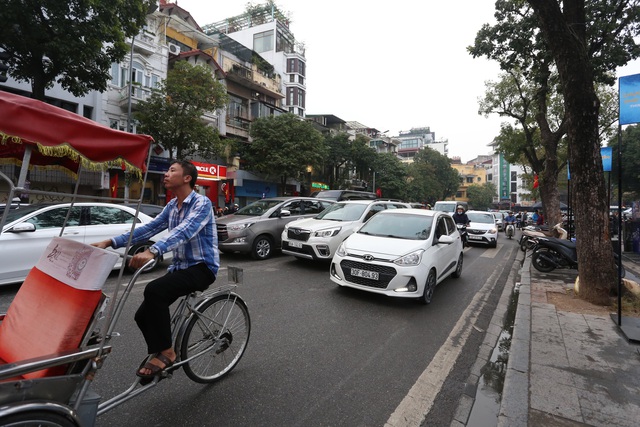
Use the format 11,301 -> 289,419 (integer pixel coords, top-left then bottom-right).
0,131 -> 144,180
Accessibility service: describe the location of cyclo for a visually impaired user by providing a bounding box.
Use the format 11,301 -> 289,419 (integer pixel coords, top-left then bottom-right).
0,93 -> 250,426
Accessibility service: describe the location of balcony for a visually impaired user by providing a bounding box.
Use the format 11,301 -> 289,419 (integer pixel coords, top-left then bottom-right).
132,33 -> 156,56
222,58 -> 283,99
118,84 -> 153,109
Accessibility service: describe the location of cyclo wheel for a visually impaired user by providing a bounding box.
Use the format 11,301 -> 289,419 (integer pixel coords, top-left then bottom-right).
0,410 -> 77,427
180,293 -> 251,383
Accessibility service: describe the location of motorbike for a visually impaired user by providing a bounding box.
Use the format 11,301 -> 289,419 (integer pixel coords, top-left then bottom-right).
519,222 -> 567,252
530,236 -> 625,278
456,223 -> 469,247
505,221 -> 516,239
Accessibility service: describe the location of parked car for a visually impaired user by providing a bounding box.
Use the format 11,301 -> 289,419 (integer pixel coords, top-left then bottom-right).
329,209 -> 464,304
466,210 -> 499,247
281,200 -> 411,261
312,189 -> 377,201
491,211 -> 505,231
0,203 -> 172,285
216,197 -> 334,260
124,203 -> 164,218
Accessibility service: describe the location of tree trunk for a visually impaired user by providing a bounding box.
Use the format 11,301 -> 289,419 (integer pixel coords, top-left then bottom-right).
528,0 -> 615,305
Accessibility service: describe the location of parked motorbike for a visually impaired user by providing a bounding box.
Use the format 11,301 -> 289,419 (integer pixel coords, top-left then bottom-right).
519,222 -> 568,252
505,221 -> 516,239
530,236 -> 625,278
456,223 -> 469,247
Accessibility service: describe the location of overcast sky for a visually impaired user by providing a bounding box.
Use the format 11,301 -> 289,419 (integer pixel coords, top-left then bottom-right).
174,1 -> 511,162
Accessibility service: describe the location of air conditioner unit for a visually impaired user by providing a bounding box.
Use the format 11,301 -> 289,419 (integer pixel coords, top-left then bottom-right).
168,43 -> 181,55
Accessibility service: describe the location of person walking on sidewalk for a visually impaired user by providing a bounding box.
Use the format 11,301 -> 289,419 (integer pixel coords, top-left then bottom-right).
92,160 -> 219,382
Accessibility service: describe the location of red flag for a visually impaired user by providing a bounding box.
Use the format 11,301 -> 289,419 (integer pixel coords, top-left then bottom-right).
110,173 -> 118,198
376,188 -> 382,197
533,175 -> 539,189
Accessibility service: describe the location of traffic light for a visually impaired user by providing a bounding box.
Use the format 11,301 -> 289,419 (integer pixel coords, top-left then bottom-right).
0,51 -> 10,83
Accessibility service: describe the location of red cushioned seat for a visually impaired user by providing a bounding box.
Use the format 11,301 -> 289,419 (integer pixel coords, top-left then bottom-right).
0,267 -> 103,379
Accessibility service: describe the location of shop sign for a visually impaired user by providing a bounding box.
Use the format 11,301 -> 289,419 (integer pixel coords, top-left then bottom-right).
192,161 -> 227,181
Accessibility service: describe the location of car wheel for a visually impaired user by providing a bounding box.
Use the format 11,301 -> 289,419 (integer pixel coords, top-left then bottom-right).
420,269 -> 437,305
251,235 -> 273,260
452,253 -> 463,278
490,240 -> 497,248
125,242 -> 159,274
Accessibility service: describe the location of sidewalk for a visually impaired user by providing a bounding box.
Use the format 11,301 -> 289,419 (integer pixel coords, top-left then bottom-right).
499,252 -> 640,426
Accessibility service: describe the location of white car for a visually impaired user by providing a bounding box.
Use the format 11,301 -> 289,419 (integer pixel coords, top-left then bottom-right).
281,200 -> 410,261
0,202 -> 172,286
491,211 -> 505,231
329,209 -> 464,304
466,210 -> 499,248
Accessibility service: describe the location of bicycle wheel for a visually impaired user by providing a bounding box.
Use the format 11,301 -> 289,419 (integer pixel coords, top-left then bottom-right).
180,294 -> 251,383
0,410 -> 77,427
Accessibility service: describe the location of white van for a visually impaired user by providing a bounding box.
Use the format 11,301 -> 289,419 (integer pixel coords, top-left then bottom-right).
433,201 -> 468,215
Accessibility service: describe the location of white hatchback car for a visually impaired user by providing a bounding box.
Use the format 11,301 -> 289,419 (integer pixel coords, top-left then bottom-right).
466,210 -> 499,248
0,203 -> 172,286
281,200 -> 410,261
329,209 -> 464,304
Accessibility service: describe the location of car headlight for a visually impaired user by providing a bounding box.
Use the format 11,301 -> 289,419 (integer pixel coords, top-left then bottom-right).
314,227 -> 341,238
394,250 -> 424,266
489,228 -> 497,234
227,223 -> 254,232
336,242 -> 347,257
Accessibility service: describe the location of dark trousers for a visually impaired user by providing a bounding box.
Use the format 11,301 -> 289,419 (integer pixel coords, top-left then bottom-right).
134,263 -> 215,354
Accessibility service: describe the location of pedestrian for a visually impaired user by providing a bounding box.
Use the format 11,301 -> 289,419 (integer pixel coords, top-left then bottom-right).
92,160 -> 219,383
537,211 -> 545,226
532,209 -> 540,225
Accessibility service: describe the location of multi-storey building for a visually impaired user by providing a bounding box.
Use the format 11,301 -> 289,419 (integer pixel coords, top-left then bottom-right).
202,3 -> 306,117
395,127 -> 448,162
448,157 -> 488,202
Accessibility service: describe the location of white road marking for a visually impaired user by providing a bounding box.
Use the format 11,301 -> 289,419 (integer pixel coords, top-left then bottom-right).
385,246 -> 514,427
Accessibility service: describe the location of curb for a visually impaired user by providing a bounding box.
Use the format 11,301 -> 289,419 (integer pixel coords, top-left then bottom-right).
450,246 -> 524,426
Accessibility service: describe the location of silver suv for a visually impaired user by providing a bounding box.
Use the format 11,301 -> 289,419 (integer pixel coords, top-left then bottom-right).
216,197 -> 334,260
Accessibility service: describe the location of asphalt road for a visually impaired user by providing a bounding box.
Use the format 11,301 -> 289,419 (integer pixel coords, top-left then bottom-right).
0,237 -> 519,427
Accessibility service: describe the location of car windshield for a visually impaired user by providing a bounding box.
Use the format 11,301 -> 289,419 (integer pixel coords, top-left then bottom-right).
359,213 -> 433,240
315,203 -> 367,221
234,199 -> 284,216
434,203 -> 455,213
468,212 -> 495,224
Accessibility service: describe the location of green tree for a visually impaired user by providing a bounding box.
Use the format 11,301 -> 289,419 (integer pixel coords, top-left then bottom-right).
526,0 -> 640,304
349,134 -> 377,184
467,183 -> 498,210
246,114 -> 327,195
0,0 -> 154,100
135,61 -> 228,159
371,152 -> 408,200
323,132 -> 352,189
406,148 -> 459,204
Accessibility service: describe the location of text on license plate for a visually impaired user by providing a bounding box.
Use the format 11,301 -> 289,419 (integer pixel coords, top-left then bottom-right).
288,241 -> 302,248
468,235 -> 482,240
350,268 -> 379,280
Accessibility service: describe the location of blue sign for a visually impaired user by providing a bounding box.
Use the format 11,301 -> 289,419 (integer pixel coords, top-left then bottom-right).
619,73 -> 640,125
601,147 -> 612,172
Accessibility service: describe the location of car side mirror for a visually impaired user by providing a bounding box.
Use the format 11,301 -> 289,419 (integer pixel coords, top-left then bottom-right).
437,235 -> 454,245
8,222 -> 36,233
279,209 -> 291,217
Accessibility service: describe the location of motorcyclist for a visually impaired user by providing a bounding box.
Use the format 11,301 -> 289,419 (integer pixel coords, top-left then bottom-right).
504,211 -> 517,237
452,205 -> 470,226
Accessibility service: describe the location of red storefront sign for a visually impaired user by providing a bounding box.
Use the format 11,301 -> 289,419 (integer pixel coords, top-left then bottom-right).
192,161 -> 227,181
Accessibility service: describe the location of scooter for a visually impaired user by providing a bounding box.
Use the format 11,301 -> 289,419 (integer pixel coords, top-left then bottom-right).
530,236 -> 625,278
505,221 -> 516,239
519,222 -> 567,252
456,223 -> 469,247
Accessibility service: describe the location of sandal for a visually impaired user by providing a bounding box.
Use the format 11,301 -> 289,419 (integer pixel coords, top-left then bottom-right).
136,353 -> 175,383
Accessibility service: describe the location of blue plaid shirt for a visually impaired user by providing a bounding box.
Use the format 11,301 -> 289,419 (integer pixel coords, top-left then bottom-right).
112,191 -> 219,276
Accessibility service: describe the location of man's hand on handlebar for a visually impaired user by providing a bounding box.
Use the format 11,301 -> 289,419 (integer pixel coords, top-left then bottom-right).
128,250 -> 156,269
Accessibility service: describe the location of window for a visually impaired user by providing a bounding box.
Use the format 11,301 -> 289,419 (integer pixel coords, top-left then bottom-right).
254,30 -> 274,53
89,206 -> 136,225
511,171 -> 517,181
290,74 -> 295,83
511,182 -> 517,193
444,216 -> 456,235
436,218 -> 448,238
27,207 -> 82,228
487,173 -> 493,181
466,177 -> 474,183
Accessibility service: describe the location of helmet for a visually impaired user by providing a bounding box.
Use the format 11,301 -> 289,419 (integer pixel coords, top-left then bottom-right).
456,205 -> 465,211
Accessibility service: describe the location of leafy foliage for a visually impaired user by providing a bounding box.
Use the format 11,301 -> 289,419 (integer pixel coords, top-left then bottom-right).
246,114 -> 327,194
467,183 -> 498,210
406,148 -> 460,204
0,0 -> 154,100
135,61 -> 228,159
371,153 -> 408,200
609,124 -> 640,200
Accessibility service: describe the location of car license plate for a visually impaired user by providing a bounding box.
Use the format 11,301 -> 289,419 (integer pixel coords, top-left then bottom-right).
468,235 -> 482,240
351,268 -> 379,280
288,241 -> 302,248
